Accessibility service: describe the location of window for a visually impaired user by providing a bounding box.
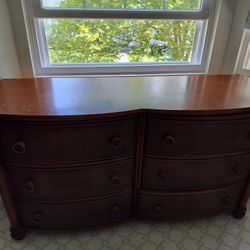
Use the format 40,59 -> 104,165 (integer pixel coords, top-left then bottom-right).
22,0 -> 215,76
235,15 -> 250,77
243,40 -> 250,72
241,13 -> 250,76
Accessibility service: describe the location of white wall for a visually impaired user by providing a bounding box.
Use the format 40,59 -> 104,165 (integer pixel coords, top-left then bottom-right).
7,0 -> 33,78
221,0 -> 250,73
208,0 -> 237,74
0,0 -> 21,78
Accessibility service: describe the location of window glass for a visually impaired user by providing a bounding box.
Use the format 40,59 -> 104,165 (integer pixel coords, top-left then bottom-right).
41,0 -> 201,10
126,0 -> 163,9
166,0 -> 201,10
86,0 -> 123,9
43,18 -> 197,64
243,41 -> 250,70
42,0 -> 83,8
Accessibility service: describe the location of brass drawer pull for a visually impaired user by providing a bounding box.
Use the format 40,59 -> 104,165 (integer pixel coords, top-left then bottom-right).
154,205 -> 164,215
163,135 -> 175,146
111,205 -> 121,217
12,142 -> 26,154
111,137 -> 123,149
233,166 -> 244,176
33,212 -> 44,224
159,171 -> 168,182
22,181 -> 35,193
111,174 -> 121,186
222,196 -> 233,206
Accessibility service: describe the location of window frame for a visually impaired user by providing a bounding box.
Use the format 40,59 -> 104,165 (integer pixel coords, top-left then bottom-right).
235,29 -> 250,77
21,0 -> 216,76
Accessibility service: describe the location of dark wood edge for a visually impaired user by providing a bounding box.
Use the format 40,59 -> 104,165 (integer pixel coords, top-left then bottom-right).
20,217 -> 134,232
16,189 -> 133,204
147,110 -> 250,121
0,159 -> 20,228
5,156 -> 135,169
0,114 -> 138,125
3,154 -> 136,167
135,208 -> 236,222
6,151 -> 250,168
141,179 -> 250,193
133,113 -> 146,216
236,172 -> 250,215
2,107 -> 250,122
144,151 -> 250,161
14,187 -> 134,203
139,182 -> 245,196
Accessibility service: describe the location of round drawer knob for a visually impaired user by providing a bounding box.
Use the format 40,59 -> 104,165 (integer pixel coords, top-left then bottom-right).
111,205 -> 121,217
163,135 -> 175,146
22,181 -> 35,193
12,142 -> 26,154
154,205 -> 164,215
222,196 -> 233,206
111,137 -> 123,149
233,166 -> 244,176
159,171 -> 168,182
33,212 -> 43,224
111,174 -> 121,186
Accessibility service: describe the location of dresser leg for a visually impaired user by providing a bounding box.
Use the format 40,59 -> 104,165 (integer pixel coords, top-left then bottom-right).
232,207 -> 247,219
10,226 -> 26,240
232,177 -> 250,220
0,163 -> 24,239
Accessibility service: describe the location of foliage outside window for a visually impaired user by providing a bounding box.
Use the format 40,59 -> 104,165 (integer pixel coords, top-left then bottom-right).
45,18 -> 197,64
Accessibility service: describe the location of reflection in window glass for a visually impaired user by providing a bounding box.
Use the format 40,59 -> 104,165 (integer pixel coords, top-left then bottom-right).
86,0 -> 123,9
127,0 -> 163,9
43,18 -> 197,64
42,0 -> 83,8
41,0 -> 201,10
166,0 -> 201,10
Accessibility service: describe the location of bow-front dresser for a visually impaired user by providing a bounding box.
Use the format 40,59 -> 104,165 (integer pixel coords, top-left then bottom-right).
0,75 -> 250,240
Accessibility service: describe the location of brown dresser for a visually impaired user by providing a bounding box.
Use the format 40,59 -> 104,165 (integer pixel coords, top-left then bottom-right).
0,75 -> 250,240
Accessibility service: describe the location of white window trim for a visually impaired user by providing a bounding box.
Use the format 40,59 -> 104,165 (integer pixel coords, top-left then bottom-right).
235,29 -> 250,76
21,0 -> 216,77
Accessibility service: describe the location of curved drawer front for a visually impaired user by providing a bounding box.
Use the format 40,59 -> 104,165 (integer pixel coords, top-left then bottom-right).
142,154 -> 250,190
138,184 -> 244,221
0,118 -> 137,163
145,117 -> 250,156
17,191 -> 132,229
7,159 -> 134,200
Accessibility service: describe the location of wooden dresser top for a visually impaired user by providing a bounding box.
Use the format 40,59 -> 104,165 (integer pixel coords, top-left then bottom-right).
0,74 -> 250,117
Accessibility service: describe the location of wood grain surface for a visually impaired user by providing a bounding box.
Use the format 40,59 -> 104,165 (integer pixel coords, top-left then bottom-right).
0,75 -> 249,117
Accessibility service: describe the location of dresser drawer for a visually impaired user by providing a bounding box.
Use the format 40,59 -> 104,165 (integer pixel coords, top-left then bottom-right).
7,159 -> 134,200
145,117 -> 250,156
142,154 -> 250,191
0,118 -> 137,163
17,191 -> 132,229
138,184 -> 244,221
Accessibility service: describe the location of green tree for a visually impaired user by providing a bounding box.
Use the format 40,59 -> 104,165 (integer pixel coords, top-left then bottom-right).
45,0 -> 199,64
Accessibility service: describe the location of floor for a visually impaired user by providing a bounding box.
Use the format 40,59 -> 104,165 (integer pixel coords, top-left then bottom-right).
0,201 -> 250,250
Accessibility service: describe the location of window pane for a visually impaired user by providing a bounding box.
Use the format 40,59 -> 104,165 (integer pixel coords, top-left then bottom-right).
43,18 -> 198,64
167,0 -> 201,10
42,0 -> 201,10
243,41 -> 250,70
41,0 -> 83,8
87,0 -> 123,9
126,0 -> 163,9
